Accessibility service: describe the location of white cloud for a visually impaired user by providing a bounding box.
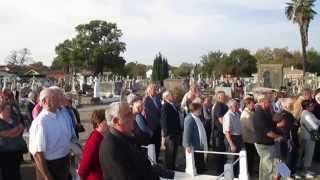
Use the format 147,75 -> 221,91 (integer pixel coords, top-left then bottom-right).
0,0 -> 318,66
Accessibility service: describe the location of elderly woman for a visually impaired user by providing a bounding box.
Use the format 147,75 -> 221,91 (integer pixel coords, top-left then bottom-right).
183,102 -> 207,174
78,109 -> 108,180
132,100 -> 153,145
240,97 -> 256,176
0,101 -> 25,180
298,99 -> 320,178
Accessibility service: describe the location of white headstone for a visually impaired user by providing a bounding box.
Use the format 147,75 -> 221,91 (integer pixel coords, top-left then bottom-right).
93,77 -> 101,98
2,78 -> 7,91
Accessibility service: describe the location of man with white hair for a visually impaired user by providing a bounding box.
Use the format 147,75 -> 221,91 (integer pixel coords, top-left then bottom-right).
29,88 -> 73,180
99,102 -> 160,180
160,91 -> 181,170
223,99 -> 242,176
253,94 -> 283,180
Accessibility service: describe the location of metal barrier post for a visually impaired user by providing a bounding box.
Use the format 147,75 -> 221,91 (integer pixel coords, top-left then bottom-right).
185,149 -> 197,176
239,150 -> 249,180
224,163 -> 234,180
147,144 -> 156,164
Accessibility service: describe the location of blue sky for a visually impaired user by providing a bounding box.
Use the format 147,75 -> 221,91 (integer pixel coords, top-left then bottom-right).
0,0 -> 319,66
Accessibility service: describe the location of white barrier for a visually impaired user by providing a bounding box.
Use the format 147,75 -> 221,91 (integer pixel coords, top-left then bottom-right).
147,144 -> 156,163
238,151 -> 248,180
185,149 -> 249,180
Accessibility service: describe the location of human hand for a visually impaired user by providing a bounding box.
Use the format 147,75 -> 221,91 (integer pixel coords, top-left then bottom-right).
274,136 -> 283,142
186,147 -> 192,153
230,144 -> 237,153
44,174 -> 54,180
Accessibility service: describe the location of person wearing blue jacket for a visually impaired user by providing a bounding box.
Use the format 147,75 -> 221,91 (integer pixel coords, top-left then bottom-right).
183,102 -> 207,174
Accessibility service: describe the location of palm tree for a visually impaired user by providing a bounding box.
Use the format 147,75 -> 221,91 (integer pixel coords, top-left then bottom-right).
285,0 -> 317,77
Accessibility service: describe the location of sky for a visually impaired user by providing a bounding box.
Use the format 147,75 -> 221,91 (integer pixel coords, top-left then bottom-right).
0,0 -> 319,66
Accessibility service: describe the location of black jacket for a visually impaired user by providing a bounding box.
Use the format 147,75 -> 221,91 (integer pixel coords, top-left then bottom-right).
252,106 -> 276,145
160,101 -> 181,137
144,96 -> 162,131
99,128 -> 160,180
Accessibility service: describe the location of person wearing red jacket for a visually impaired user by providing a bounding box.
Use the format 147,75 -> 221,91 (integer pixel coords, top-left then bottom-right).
78,110 -> 108,180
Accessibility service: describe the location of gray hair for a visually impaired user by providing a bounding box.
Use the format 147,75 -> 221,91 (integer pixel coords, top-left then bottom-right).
127,93 -> 138,105
227,99 -> 238,108
28,91 -> 36,100
105,102 -> 122,126
39,88 -> 53,104
162,90 -> 171,100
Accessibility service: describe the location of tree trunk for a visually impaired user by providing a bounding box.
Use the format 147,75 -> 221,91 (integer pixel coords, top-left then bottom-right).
299,25 -> 307,79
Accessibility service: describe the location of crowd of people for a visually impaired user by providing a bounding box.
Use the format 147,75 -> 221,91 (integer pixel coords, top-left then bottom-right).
1,83 -> 320,180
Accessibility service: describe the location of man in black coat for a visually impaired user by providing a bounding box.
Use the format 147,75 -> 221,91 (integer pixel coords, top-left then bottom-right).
99,102 -> 160,180
160,91 -> 181,170
144,84 -> 162,161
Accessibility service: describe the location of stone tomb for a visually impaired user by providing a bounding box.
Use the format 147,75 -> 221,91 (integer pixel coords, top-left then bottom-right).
164,79 -> 188,92
258,64 -> 283,89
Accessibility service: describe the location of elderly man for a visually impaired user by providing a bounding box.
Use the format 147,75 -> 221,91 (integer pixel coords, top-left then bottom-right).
253,94 -> 283,180
181,84 -> 200,113
29,88 -> 74,180
160,91 -> 181,170
99,102 -> 160,180
143,84 -> 162,161
212,91 -> 228,174
223,99 -> 242,176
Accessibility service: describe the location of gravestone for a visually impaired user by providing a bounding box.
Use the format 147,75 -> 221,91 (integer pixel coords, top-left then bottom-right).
164,79 -> 188,92
258,64 -> 283,89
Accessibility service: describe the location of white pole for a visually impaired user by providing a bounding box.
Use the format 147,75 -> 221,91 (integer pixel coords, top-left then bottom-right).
224,163 -> 234,180
239,150 -> 249,180
185,149 -> 197,176
147,144 -> 156,164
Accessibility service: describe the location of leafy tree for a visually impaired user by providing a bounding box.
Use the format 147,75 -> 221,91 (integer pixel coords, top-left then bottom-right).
226,48 -> 257,77
125,62 -> 147,78
255,47 -> 293,66
52,20 -> 126,75
201,51 -> 227,76
6,48 -> 33,65
306,48 -> 320,74
171,63 -> 193,78
286,0 -> 317,76
201,48 -> 257,77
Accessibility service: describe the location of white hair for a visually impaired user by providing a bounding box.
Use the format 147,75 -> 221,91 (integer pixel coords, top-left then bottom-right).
162,91 -> 171,100
227,99 -> 238,108
28,91 -> 36,100
39,88 -> 53,104
127,93 -> 138,105
105,102 -> 122,126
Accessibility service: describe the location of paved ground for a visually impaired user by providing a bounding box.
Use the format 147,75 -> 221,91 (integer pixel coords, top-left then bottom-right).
8,105 -> 320,180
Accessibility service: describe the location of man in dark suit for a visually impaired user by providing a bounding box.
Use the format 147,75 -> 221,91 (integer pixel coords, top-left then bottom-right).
99,102 -> 160,180
160,91 -> 181,170
144,84 -> 162,161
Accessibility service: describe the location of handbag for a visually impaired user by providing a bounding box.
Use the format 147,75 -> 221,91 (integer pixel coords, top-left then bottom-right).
302,123 -> 320,141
